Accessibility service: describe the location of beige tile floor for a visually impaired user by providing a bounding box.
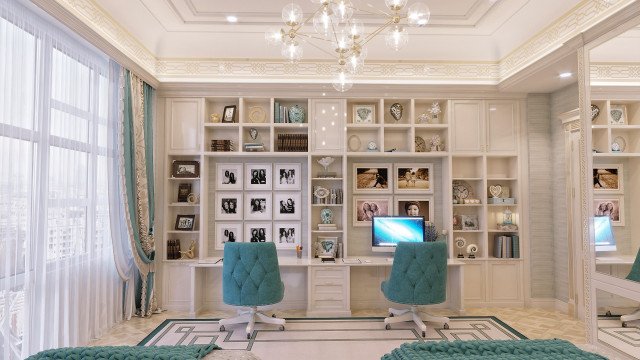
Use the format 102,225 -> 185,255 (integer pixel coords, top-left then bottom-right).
89,307 -> 587,347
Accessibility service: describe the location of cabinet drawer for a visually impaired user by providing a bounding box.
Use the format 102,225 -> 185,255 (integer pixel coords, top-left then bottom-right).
313,284 -> 344,295
312,299 -> 347,309
311,266 -> 348,280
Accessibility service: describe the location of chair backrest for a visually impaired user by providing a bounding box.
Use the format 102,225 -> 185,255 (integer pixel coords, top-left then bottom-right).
626,247 -> 640,282
384,241 -> 447,305
222,242 -> 284,306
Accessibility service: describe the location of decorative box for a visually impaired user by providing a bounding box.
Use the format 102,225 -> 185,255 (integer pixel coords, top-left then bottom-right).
488,197 -> 516,204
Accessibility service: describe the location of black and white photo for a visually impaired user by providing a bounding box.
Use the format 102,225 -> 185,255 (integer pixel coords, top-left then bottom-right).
215,192 -> 242,220
273,192 -> 301,220
171,160 -> 200,178
216,163 -> 243,190
244,192 -> 271,220
175,214 -> 196,231
353,163 -> 392,193
274,163 -> 301,190
273,222 -> 300,249
215,222 -> 243,250
245,163 -> 272,190
245,223 -> 272,243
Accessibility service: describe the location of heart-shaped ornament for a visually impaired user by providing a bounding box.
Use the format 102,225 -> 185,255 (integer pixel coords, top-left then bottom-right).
390,103 -> 403,121
489,185 -> 502,198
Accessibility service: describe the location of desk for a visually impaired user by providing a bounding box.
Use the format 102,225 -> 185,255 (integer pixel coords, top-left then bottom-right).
595,255 -> 635,265
188,257 -> 464,317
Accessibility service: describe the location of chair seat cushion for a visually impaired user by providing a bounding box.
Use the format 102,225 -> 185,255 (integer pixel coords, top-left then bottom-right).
27,345 -> 219,360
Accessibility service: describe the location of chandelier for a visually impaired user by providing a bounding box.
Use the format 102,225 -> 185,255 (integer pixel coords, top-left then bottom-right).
265,0 -> 430,92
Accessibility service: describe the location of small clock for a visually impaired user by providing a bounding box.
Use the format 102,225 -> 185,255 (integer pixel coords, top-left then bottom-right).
367,141 -> 378,151
452,180 -> 473,201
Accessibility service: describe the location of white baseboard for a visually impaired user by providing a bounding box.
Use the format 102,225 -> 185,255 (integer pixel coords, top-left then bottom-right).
527,298 -> 572,314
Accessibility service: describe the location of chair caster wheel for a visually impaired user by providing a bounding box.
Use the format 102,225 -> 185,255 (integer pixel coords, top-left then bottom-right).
219,325 -> 225,332
272,314 -> 276,318
246,333 -> 251,340
280,325 -> 285,331
622,322 -> 628,328
422,331 -> 426,337
606,310 -> 612,316
385,324 -> 391,330
389,313 -> 394,317
444,323 -> 449,330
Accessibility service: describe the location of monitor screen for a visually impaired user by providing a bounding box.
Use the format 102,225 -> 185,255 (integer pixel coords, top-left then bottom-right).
594,216 -> 617,252
372,216 -> 425,252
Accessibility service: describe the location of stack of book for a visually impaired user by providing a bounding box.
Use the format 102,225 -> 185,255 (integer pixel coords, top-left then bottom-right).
276,133 -> 308,152
244,142 -> 265,152
211,140 -> 234,152
493,235 -> 520,258
318,223 -> 337,231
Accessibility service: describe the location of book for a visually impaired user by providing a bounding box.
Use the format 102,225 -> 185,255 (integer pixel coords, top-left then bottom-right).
177,183 -> 191,202
512,235 -> 520,258
494,235 -> 503,258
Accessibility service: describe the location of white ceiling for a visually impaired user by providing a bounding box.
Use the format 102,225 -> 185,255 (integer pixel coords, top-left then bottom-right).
591,27 -> 640,63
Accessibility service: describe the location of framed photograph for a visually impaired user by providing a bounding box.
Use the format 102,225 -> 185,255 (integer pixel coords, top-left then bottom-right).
215,222 -> 243,250
245,163 -> 272,190
222,105 -> 237,123
175,214 -> 196,231
274,163 -> 302,190
609,104 -> 627,125
273,192 -> 301,220
216,163 -> 243,190
593,196 -> 624,226
171,160 -> 200,178
394,196 -> 434,222
353,197 -> 391,227
273,222 -> 301,249
461,215 -> 479,230
316,236 -> 338,258
353,163 -> 392,193
245,222 -> 272,243
353,104 -> 375,124
593,164 -> 623,192
245,192 -> 272,220
177,183 -> 192,202
394,163 -> 433,193
215,192 -> 243,220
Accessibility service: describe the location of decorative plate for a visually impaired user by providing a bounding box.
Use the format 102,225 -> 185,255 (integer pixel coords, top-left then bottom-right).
314,186 -> 330,199
611,136 -> 626,152
452,180 -> 474,200
590,104 -> 599,122
348,134 -> 361,152
248,106 -> 266,123
415,136 -> 427,152
288,105 -> 305,123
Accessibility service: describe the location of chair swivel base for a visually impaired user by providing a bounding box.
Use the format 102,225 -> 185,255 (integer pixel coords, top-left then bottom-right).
621,308 -> 640,327
384,306 -> 450,337
219,306 -> 285,339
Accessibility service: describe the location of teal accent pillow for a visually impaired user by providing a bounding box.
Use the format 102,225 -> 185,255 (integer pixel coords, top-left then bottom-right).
27,345 -> 219,360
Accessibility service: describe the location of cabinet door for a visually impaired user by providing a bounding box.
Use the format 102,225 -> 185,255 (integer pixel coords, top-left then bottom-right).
487,261 -> 523,303
485,100 -> 518,153
451,100 -> 483,153
310,99 -> 346,151
166,98 -> 203,152
463,262 -> 485,302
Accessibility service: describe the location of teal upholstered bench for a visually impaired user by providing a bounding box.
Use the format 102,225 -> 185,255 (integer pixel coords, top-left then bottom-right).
26,344 -> 219,360
381,339 -> 606,360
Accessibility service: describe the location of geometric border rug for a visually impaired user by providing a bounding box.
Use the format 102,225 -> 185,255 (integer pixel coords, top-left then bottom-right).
597,317 -> 640,359
139,317 -> 527,360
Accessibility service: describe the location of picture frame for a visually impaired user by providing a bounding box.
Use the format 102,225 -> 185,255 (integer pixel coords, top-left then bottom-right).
593,164 -> 623,192
245,222 -> 272,243
353,163 -> 392,194
177,183 -> 192,202
216,163 -> 243,190
273,222 -> 301,249
222,105 -> 237,123
609,104 -> 627,125
394,163 -> 433,193
215,222 -> 243,250
353,196 -> 392,227
244,192 -> 272,220
215,192 -> 243,220
394,196 -> 434,222
593,196 -> 624,226
175,214 -> 196,231
461,214 -> 479,230
353,104 -> 376,124
316,236 -> 338,258
245,163 -> 272,190
273,192 -> 301,220
171,160 -> 200,178
274,163 -> 302,190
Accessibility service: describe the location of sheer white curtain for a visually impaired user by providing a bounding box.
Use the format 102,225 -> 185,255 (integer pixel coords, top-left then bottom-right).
0,1 -> 123,358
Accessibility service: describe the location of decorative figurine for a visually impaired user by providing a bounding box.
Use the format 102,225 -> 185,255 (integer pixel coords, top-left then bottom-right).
466,243 -> 478,259
210,113 -> 221,123
390,103 -> 403,122
430,101 -> 441,122
455,237 -> 466,258
317,156 -> 335,177
180,240 -> 196,260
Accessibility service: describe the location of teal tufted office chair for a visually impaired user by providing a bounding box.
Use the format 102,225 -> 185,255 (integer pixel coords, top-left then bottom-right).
218,242 -> 285,338
621,247 -> 640,327
381,241 -> 450,337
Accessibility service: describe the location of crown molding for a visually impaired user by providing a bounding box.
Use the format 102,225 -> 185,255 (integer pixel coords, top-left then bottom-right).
591,62 -> 640,86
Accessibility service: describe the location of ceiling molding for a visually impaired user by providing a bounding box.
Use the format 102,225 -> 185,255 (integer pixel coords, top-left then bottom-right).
591,62 -> 640,86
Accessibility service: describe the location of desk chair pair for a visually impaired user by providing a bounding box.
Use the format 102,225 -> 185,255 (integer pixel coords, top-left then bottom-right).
621,247 -> 640,327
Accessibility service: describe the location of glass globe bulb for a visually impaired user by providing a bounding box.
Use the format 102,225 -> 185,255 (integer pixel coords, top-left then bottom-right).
407,2 -> 430,27
282,3 -> 304,26
384,0 -> 408,11
281,41 -> 303,62
333,29 -> 351,53
385,25 -> 408,51
313,8 -> 334,38
331,0 -> 353,23
347,47 -> 367,73
310,0 -> 330,4
265,27 -> 284,46
346,19 -> 365,40
332,68 -> 353,92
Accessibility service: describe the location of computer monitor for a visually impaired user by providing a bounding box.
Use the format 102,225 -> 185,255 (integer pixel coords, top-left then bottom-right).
371,216 -> 425,253
594,216 -> 617,252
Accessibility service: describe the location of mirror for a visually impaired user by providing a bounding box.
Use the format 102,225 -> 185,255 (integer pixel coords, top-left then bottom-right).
595,288 -> 640,358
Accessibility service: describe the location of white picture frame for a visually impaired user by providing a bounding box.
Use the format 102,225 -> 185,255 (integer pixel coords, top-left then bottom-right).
245,163 -> 272,190
216,163 -> 243,190
316,236 -> 338,258
461,214 -> 479,230
353,196 -> 391,227
215,192 -> 243,220
273,222 -> 300,249
244,192 -> 272,220
593,164 -> 623,193
274,163 -> 302,190
394,163 -> 434,193
353,104 -> 376,124
215,222 -> 243,250
353,163 -> 392,194
394,196 -> 434,222
273,192 -> 301,220
245,222 -> 272,243
593,196 -> 625,226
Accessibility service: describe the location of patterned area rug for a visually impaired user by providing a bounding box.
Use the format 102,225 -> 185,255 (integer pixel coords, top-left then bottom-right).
139,317 -> 526,360
597,318 -> 640,359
